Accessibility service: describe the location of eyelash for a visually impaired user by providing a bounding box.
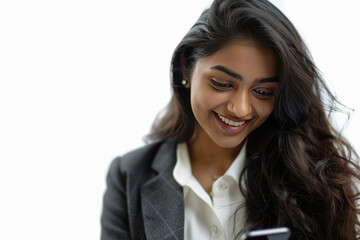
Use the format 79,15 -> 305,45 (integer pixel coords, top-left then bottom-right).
211,79 -> 275,98
210,79 -> 233,89
252,89 -> 275,98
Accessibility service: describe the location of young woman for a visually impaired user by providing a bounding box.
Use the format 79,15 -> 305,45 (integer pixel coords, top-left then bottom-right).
101,0 -> 360,239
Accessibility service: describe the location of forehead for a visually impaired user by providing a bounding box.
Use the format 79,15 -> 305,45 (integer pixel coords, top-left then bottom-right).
196,39 -> 278,78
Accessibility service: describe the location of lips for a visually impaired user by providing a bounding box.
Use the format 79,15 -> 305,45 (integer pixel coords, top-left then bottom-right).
213,111 -> 250,134
216,113 -> 246,127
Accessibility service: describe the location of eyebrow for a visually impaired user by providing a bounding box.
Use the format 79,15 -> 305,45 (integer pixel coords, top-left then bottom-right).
210,65 -> 242,80
209,65 -> 279,83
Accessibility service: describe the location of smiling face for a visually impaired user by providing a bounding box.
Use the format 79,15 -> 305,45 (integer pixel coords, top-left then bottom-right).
188,39 -> 279,149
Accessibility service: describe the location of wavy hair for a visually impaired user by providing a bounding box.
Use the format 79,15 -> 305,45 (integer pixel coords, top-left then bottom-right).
146,0 -> 360,239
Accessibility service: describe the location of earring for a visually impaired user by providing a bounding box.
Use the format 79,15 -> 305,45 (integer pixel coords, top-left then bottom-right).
181,79 -> 188,86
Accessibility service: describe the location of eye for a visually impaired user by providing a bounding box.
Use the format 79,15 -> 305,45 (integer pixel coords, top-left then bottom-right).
252,88 -> 275,98
210,79 -> 234,89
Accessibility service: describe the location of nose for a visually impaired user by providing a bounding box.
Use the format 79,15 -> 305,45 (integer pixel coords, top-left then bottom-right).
227,90 -> 252,118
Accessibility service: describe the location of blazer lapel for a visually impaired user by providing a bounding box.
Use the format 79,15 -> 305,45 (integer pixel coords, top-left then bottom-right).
140,142 -> 184,240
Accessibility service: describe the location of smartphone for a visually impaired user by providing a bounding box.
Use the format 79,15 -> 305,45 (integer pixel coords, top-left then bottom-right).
241,227 -> 291,240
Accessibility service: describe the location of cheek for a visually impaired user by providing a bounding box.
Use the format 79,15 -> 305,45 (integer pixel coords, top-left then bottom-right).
191,85 -> 222,110
254,100 -> 275,118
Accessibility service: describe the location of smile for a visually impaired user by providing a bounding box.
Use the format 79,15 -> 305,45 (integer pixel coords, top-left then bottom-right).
216,113 -> 246,127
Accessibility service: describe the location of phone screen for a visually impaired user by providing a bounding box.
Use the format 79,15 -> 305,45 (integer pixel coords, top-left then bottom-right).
242,227 -> 291,240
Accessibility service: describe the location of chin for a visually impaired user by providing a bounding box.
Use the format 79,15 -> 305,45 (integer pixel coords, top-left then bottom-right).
213,136 -> 247,149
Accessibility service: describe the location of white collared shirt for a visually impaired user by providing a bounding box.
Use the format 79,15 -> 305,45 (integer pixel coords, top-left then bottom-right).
173,143 -> 247,240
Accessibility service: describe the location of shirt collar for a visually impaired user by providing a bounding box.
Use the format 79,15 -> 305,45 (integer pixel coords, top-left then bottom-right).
173,142 -> 192,187
173,141 -> 247,187
224,141 -> 247,184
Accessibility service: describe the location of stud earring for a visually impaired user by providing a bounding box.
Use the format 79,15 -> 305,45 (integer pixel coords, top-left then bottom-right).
181,79 -> 188,86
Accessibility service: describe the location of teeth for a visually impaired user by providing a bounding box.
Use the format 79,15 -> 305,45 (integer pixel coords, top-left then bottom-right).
217,113 -> 246,127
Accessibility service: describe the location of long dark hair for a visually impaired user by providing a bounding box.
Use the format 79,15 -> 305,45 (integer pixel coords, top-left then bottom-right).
147,0 -> 360,239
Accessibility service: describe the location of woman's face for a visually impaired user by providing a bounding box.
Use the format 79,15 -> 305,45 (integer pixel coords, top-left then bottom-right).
188,39 -> 279,149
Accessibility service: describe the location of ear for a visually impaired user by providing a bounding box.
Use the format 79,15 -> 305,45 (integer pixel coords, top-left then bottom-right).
180,51 -> 190,88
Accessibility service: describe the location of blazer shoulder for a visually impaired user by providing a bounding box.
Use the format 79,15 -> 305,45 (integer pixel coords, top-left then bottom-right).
110,141 -> 165,174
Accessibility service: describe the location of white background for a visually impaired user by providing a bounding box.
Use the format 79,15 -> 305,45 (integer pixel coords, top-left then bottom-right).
0,0 -> 359,239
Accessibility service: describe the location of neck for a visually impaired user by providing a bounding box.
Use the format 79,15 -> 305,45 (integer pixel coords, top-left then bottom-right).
187,127 -> 244,178
187,127 -> 244,193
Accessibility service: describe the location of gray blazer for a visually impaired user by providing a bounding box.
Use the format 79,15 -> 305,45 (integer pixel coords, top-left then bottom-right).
101,141 -> 185,240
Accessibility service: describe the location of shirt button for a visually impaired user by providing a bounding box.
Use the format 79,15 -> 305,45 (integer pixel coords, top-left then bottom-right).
219,181 -> 227,191
209,224 -> 218,236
